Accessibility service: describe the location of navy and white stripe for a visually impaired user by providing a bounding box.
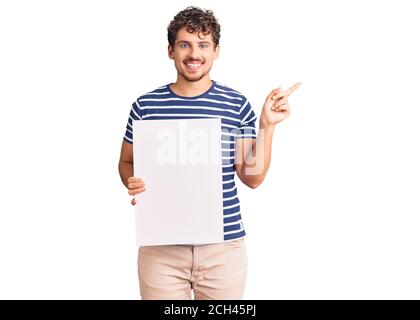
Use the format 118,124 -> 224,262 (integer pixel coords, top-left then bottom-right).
124,80 -> 257,241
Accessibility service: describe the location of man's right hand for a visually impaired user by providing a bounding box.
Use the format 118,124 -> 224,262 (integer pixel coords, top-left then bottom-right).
127,177 -> 146,206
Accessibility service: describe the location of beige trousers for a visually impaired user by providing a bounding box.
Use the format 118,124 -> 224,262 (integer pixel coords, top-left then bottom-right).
137,238 -> 248,300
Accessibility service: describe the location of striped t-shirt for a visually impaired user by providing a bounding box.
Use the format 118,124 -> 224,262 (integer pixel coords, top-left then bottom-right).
124,80 -> 257,242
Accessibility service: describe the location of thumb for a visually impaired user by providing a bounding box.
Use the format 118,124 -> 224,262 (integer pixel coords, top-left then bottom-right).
131,198 -> 137,206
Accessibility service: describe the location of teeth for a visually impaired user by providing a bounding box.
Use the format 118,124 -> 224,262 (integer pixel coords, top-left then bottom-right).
187,63 -> 201,68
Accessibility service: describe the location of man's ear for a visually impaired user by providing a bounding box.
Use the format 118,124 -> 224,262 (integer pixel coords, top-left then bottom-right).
213,45 -> 220,60
168,45 -> 174,60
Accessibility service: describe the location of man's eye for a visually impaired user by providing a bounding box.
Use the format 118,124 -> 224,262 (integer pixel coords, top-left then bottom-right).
200,44 -> 209,48
180,43 -> 189,48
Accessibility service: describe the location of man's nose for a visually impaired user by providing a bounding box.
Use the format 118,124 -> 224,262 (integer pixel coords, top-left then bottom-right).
189,45 -> 201,60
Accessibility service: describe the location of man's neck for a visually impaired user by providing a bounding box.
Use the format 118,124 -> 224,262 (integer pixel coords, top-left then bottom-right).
170,76 -> 213,97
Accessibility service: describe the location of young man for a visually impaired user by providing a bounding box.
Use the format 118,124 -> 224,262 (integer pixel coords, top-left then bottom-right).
118,6 -> 301,300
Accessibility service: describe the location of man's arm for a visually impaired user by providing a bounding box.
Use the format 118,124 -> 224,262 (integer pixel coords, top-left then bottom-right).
235,82 -> 302,189
118,140 -> 146,206
235,123 -> 275,189
118,140 -> 134,189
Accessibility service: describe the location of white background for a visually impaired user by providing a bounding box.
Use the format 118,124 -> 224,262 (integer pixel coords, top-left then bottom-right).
0,0 -> 419,299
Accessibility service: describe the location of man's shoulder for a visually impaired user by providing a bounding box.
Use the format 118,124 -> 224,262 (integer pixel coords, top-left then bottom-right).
212,81 -> 248,102
134,83 -> 171,102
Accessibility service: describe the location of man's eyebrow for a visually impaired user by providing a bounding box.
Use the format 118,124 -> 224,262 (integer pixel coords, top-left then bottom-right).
177,40 -> 191,44
176,40 -> 212,44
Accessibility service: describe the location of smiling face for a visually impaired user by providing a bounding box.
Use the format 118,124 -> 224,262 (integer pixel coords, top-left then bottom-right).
168,27 -> 219,82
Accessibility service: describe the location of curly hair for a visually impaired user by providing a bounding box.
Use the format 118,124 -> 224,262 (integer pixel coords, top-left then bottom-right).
167,6 -> 221,48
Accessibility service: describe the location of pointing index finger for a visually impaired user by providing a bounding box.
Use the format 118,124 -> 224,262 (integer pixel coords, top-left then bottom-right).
288,81 -> 302,94
271,81 -> 302,100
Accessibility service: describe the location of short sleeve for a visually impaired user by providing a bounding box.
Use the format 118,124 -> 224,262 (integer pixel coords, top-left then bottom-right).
235,99 -> 257,139
123,100 -> 143,144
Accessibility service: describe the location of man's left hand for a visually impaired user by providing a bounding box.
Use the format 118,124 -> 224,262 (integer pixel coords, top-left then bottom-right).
260,82 -> 302,127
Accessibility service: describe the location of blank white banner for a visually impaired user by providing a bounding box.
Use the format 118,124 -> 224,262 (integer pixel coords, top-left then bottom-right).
133,118 -> 224,246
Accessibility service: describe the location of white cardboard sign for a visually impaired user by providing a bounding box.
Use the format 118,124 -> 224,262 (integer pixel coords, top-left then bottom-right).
133,118 -> 224,246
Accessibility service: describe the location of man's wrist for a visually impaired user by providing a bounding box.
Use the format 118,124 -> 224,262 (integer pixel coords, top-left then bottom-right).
259,120 -> 275,132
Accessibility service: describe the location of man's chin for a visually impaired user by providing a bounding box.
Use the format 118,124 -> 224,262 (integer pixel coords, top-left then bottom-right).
182,73 -> 206,82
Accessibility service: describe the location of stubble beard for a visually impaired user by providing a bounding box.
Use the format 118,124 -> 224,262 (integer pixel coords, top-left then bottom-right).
176,58 -> 210,82
179,68 -> 209,82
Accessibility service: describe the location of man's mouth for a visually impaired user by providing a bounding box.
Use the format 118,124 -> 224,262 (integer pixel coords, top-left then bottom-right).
184,61 -> 204,71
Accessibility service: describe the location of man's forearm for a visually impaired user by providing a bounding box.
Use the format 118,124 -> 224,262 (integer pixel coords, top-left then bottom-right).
240,122 -> 275,188
118,161 -> 134,189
